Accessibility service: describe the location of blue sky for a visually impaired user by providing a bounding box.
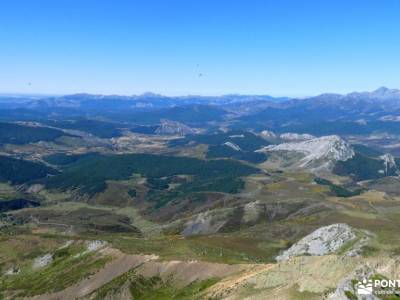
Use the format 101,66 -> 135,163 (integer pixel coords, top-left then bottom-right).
1,0 -> 400,96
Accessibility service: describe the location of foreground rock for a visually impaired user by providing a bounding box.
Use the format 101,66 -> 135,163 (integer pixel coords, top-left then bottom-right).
276,223 -> 356,261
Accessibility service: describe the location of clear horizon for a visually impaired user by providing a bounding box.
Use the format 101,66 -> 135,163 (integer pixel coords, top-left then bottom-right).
0,86 -> 397,99
1,0 -> 400,96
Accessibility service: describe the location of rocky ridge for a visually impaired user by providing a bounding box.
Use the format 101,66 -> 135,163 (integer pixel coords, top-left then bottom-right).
260,135 -> 354,170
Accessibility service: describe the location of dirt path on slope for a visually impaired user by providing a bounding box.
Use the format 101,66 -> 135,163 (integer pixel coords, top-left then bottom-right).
205,264 -> 274,299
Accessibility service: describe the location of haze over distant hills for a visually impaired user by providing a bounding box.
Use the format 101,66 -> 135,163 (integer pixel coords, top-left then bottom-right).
2,86 -> 399,107
1,87 -> 400,133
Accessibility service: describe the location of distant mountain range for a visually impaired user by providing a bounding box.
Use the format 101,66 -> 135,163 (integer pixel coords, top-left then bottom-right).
1,87 -> 399,110
236,87 -> 400,135
1,87 -> 400,135
293,87 -> 400,111
0,93 -> 288,110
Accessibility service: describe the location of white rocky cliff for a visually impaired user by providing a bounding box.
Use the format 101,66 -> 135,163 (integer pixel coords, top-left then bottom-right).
259,135 -> 354,170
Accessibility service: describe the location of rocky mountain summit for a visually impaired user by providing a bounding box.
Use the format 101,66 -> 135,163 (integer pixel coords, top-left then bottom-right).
347,86 -> 400,101
260,135 -> 354,170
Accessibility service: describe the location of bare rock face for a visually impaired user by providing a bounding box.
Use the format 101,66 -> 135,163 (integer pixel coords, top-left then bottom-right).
380,153 -> 397,175
276,223 -> 356,262
224,141 -> 241,151
181,211 -> 226,237
26,184 -> 45,194
32,253 -> 53,269
155,120 -> 195,136
260,130 -> 277,140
